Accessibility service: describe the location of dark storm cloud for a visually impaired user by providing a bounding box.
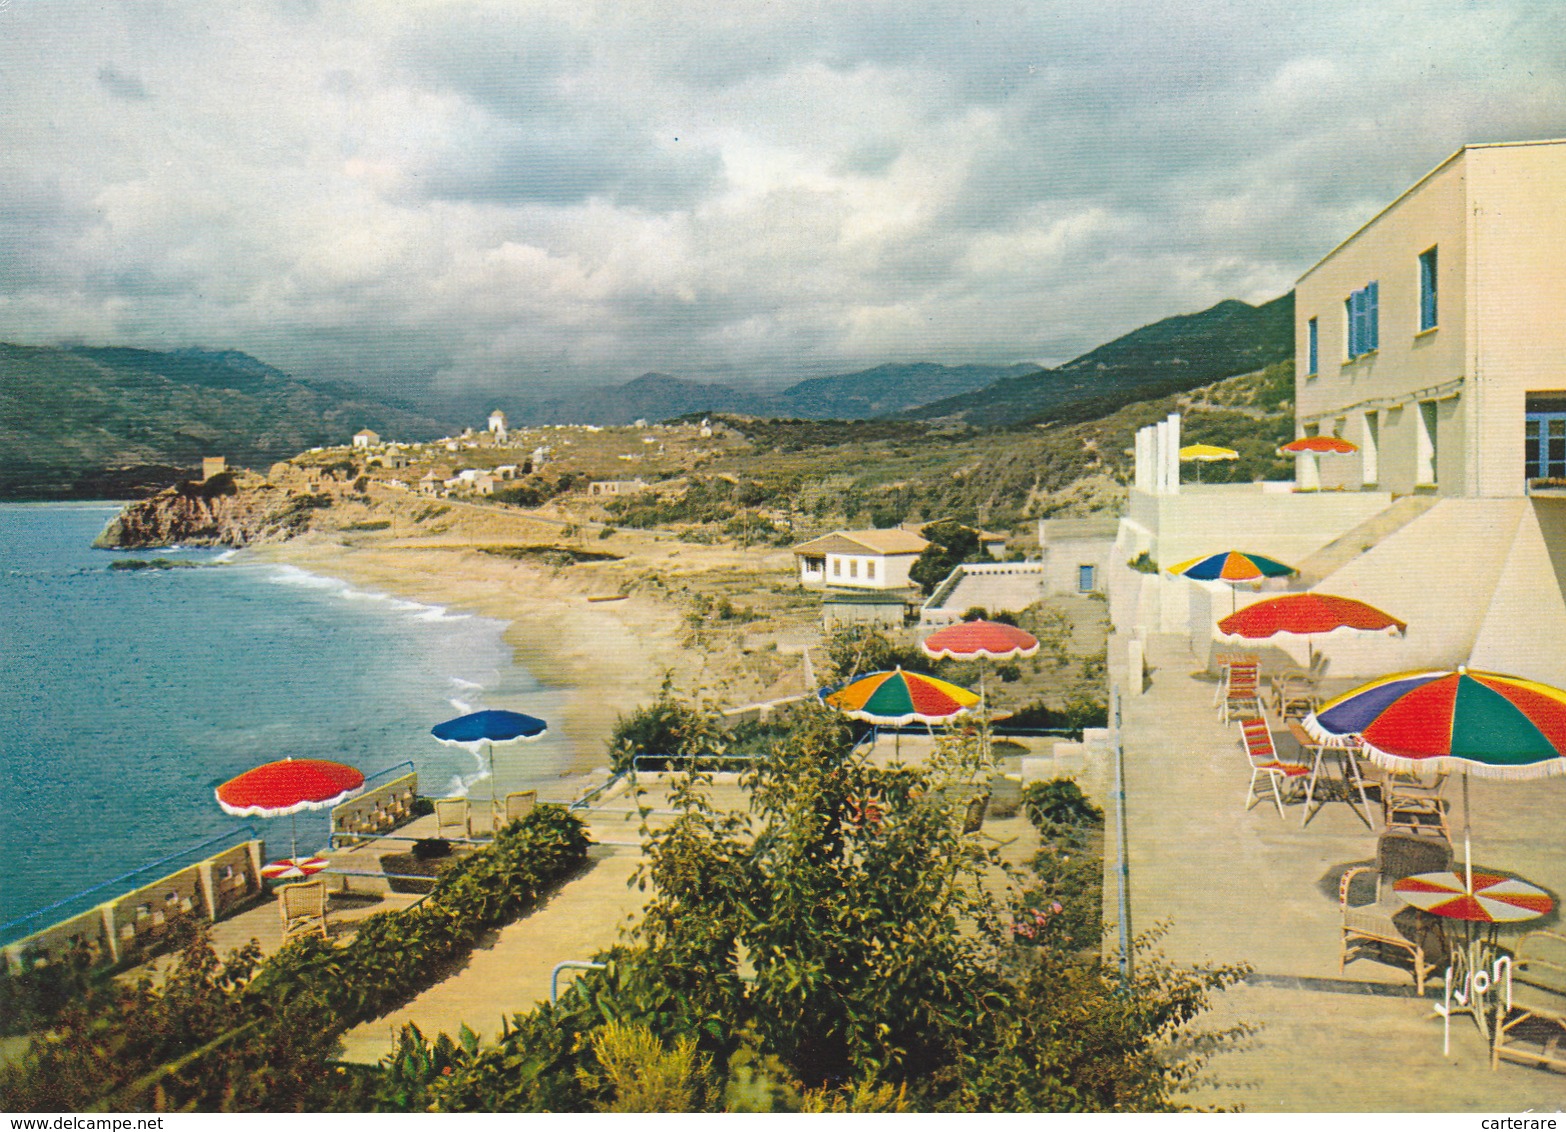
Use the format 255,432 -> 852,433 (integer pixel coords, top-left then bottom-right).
0,0 -> 1562,398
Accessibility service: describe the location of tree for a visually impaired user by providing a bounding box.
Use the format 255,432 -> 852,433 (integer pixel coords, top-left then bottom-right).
416,702 -> 1248,1112
909,521 -> 985,596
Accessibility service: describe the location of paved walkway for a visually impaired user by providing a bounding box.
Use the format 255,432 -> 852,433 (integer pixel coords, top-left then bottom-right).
1114,633 -> 1566,1111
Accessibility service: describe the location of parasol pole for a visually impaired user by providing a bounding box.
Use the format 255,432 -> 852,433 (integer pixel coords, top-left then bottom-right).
488,739 -> 499,815
1463,770 -> 1473,895
289,812 -> 299,860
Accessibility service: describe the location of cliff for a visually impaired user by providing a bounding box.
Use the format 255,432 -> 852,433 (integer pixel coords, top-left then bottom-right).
92,471 -> 333,548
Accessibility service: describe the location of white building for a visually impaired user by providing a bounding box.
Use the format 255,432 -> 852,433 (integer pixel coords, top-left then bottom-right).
488,410 -> 508,443
352,429 -> 380,448
791,528 -> 929,591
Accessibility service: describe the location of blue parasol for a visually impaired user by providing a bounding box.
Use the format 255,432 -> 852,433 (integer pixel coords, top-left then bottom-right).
431,709 -> 548,814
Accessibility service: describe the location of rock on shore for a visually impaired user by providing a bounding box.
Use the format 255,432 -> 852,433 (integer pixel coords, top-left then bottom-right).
93,471 -> 325,548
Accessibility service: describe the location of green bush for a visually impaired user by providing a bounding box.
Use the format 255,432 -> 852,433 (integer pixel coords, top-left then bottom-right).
0,808 -> 589,1113
607,684 -> 729,772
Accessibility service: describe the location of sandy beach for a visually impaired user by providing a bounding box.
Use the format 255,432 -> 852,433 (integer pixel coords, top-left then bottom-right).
244,494 -> 809,781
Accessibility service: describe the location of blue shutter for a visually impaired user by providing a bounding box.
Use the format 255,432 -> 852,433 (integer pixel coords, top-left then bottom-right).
1308,318 -> 1318,373
1420,249 -> 1437,329
1367,281 -> 1379,351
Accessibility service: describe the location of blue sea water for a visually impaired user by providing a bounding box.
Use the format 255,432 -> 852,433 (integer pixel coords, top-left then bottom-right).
0,503 -> 566,938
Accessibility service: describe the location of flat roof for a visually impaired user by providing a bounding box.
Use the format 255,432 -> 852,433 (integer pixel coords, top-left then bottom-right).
1296,138 -> 1566,284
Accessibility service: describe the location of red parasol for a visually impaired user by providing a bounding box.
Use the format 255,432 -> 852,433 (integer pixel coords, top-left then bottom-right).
921,620 -> 1040,662
1280,436 -> 1358,455
1217,593 -> 1405,640
216,757 -> 365,859
1217,592 -> 1405,672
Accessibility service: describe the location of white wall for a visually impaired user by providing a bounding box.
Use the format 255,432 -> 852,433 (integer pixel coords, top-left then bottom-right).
824,552 -> 915,590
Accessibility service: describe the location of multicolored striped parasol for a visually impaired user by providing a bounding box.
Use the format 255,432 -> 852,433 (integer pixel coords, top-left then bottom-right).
821,667 -> 980,726
1306,667 -> 1566,780
1166,551 -> 1297,584
1307,666 -> 1566,896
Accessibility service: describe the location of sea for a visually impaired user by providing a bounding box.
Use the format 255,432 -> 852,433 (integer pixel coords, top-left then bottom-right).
0,502 -> 568,942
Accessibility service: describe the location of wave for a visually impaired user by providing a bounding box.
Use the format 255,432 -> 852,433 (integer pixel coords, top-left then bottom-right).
262,563 -> 485,626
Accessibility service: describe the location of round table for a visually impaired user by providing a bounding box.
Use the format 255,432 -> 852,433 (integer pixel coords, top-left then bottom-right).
261,856 -> 330,881
1395,870 -> 1553,1049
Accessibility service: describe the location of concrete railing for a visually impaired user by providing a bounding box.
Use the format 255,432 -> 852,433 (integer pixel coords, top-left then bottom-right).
331,770 -> 419,845
3,839 -> 265,974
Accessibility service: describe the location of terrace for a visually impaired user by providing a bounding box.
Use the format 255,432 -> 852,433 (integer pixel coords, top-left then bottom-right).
1110,631 -> 1566,1110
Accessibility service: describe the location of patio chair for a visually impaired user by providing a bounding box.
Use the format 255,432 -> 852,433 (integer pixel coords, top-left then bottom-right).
1381,768 -> 1451,840
1213,653 -> 1259,706
1239,718 -> 1310,818
1493,930 -> 1566,1072
1221,666 -> 1263,725
494,789 -> 537,828
1269,671 -> 1321,721
434,797 -> 471,840
279,880 -> 329,943
1339,833 -> 1453,994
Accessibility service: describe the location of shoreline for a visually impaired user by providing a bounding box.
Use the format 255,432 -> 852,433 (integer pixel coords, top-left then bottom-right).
245,536 -> 693,781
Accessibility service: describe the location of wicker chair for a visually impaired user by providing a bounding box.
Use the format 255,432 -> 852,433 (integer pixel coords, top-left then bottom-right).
435,797 -> 471,840
278,880 -> 329,943
493,789 -> 538,829
1339,833 -> 1453,994
1493,930 -> 1566,1072
1239,718 -> 1310,818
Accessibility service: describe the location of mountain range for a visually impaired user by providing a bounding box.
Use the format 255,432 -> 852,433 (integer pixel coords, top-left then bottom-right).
505,361 -> 1039,425
0,291 -> 1294,498
0,344 -> 457,499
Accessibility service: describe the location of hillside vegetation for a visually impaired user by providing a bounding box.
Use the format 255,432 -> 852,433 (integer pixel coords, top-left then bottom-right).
0,344 -> 455,499
906,293 -> 1292,428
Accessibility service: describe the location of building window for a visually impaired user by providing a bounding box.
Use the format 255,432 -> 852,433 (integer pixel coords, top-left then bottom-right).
1526,413 -> 1566,480
1346,282 -> 1379,358
849,559 -> 858,578
1307,317 -> 1318,375
1419,247 -> 1438,331
833,558 -> 841,577
866,560 -> 876,580
1077,564 -> 1096,593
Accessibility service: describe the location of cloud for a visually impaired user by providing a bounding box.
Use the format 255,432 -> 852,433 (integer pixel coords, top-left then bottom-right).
0,0 -> 1562,404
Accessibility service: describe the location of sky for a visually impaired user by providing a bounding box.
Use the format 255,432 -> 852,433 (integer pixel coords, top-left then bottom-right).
2,1 -> 1563,402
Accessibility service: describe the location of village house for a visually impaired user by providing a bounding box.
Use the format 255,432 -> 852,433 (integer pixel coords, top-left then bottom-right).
488,410 -> 508,443
791,528 -> 929,591
588,478 -> 647,496
352,429 -> 380,448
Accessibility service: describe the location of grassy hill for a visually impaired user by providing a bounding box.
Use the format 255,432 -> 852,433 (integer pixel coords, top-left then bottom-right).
0,344 -> 457,499
905,293 -> 1293,428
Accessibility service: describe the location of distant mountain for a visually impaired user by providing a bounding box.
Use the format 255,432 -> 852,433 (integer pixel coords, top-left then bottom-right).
517,372 -> 774,425
508,362 -> 1033,425
770,362 -> 1036,419
0,343 -> 458,499
904,293 -> 1294,428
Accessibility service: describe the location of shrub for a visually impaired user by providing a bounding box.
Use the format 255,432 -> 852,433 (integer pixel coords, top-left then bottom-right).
607,683 -> 728,772
0,809 -> 589,1113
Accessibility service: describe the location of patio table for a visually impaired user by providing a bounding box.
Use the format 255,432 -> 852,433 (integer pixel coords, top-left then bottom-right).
1394,870 -> 1553,1051
1286,719 -> 1374,829
261,856 -> 331,881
